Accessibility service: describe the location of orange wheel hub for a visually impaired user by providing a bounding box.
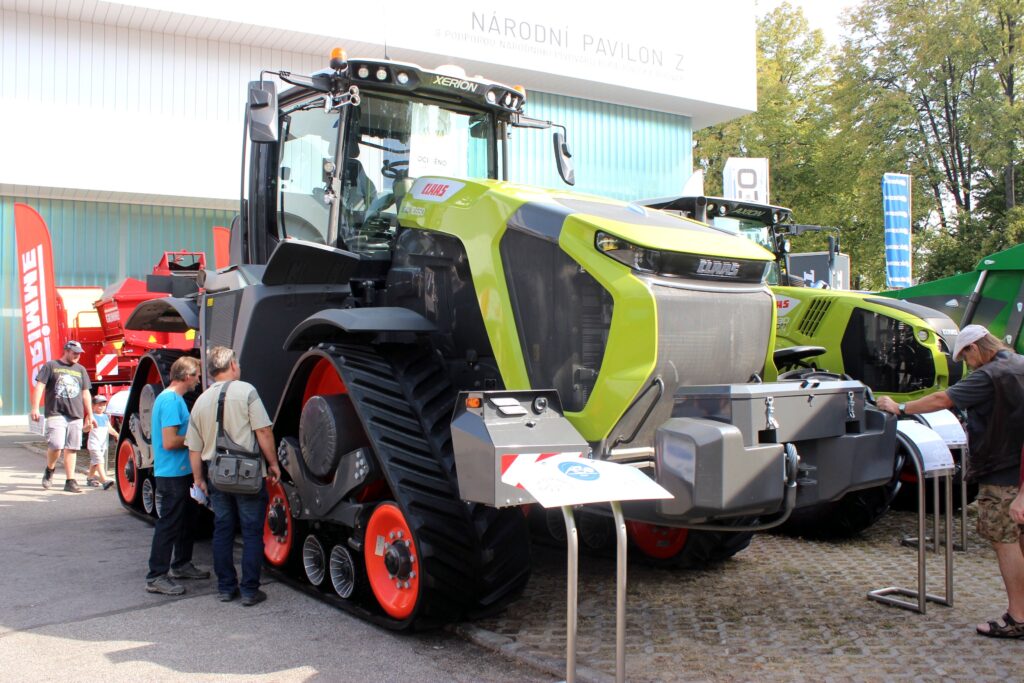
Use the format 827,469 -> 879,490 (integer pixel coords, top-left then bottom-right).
365,502 -> 420,619
117,439 -> 139,504
264,479 -> 294,566
627,521 -> 689,560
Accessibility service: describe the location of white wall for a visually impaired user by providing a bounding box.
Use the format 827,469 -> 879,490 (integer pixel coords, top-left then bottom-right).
0,0 -> 756,204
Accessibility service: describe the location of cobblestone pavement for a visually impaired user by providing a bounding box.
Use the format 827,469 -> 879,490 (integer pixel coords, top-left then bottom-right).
466,507 -> 1023,682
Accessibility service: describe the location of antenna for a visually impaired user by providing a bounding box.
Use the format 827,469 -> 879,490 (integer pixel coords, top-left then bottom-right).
384,39 -> 390,60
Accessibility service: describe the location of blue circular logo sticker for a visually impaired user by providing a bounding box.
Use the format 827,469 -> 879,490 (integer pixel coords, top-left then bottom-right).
558,461 -> 599,481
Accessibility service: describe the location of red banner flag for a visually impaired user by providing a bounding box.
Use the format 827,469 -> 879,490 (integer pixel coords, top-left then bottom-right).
212,225 -> 231,269
14,203 -> 61,392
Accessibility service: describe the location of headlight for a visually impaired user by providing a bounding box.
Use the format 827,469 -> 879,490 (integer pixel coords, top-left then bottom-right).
595,232 -> 657,271
594,231 -> 771,283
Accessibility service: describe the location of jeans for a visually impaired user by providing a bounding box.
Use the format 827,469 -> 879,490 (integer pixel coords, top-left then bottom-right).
209,480 -> 268,597
147,475 -> 199,580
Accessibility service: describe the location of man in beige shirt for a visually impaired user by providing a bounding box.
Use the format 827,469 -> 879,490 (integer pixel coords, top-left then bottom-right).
186,346 -> 281,606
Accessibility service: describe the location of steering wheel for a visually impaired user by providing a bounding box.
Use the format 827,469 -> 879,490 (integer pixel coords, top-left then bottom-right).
381,160 -> 409,179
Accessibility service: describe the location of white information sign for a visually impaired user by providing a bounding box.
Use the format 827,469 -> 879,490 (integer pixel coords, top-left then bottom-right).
897,421 -> 955,473
915,410 -> 967,448
503,453 -> 673,508
723,157 -> 770,203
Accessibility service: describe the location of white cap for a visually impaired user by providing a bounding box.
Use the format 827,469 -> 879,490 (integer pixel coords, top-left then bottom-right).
952,324 -> 990,361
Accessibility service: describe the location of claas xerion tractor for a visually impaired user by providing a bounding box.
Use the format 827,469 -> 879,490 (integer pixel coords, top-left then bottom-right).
115,52 -> 898,628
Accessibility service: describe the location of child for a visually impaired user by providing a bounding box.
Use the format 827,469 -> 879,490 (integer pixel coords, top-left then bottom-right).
85,395 -> 117,490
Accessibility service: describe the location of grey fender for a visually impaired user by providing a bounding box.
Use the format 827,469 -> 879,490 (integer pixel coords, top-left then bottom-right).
124,297 -> 199,333
283,308 -> 436,351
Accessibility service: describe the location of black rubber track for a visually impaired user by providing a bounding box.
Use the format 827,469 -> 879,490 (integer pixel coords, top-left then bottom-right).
325,342 -> 531,629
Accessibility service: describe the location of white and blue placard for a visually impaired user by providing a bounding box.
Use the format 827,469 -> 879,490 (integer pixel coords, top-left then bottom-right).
915,410 -> 968,448
897,421 -> 955,474
882,172 -> 912,289
504,454 -> 673,509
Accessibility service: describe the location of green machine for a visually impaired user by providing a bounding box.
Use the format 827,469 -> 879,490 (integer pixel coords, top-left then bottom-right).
880,242 -> 1024,354
116,57 -> 898,628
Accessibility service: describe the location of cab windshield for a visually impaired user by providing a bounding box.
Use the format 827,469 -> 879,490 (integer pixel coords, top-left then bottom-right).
277,91 -> 496,253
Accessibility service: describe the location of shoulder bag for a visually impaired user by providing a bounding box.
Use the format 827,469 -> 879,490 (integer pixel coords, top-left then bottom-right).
209,381 -> 264,495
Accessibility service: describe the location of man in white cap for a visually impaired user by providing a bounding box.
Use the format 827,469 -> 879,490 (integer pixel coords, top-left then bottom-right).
30,340 -> 97,493
878,324 -> 1024,638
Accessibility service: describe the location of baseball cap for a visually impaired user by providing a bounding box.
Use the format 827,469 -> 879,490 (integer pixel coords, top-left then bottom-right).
64,340 -> 84,353
952,324 -> 989,361
93,395 -> 108,404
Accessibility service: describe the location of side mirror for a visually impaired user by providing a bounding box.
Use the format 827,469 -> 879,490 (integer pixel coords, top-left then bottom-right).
248,81 -> 279,143
553,131 -> 575,186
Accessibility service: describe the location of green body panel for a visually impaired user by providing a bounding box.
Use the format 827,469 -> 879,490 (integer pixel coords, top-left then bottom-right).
881,243 -> 1024,354
770,285 -> 955,402
399,177 -> 775,442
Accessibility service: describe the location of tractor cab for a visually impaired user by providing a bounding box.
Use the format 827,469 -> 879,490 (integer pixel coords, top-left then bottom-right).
238,52 -> 574,266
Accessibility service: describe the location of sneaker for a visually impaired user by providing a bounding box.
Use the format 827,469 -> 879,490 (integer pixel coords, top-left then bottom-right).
170,562 -> 211,580
146,576 -> 185,596
102,481 -> 115,490
218,590 -> 239,603
63,479 -> 82,493
86,478 -> 100,487
42,468 -> 54,490
240,589 -> 267,607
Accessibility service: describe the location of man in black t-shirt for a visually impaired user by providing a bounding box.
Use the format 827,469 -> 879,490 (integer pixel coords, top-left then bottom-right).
29,340 -> 97,493
878,324 -> 1024,638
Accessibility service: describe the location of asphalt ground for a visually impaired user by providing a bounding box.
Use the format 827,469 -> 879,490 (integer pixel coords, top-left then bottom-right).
4,426 -> 1023,682
0,430 -> 546,683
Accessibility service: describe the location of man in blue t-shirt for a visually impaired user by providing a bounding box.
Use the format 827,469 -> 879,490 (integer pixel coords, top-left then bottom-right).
145,356 -> 211,596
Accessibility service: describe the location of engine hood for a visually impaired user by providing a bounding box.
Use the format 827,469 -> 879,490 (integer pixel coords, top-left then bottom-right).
399,176 -> 774,262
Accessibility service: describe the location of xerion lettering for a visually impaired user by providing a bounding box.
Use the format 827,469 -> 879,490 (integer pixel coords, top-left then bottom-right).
432,75 -> 480,93
21,245 -> 52,379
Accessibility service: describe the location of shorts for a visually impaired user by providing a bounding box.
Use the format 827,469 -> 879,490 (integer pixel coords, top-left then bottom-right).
976,484 -> 1021,544
88,448 -> 107,467
45,415 -> 83,451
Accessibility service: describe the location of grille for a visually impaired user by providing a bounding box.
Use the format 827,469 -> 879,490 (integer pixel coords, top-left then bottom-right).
797,297 -> 835,337
607,279 -> 774,450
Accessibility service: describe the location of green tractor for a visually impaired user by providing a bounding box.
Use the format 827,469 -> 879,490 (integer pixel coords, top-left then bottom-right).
640,195 -> 968,530
116,55 -> 897,628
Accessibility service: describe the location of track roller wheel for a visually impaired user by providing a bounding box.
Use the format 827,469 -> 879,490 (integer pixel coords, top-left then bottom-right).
365,502 -> 420,620
302,534 -> 326,586
137,383 -> 162,442
627,521 -> 689,560
329,544 -> 358,599
116,439 -> 141,508
141,476 -> 156,516
264,479 -> 294,567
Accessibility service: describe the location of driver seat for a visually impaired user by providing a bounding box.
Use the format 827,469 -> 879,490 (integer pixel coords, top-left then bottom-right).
363,177 -> 413,225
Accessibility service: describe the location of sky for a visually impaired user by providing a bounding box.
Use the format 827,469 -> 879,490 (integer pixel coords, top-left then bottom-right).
755,0 -> 860,45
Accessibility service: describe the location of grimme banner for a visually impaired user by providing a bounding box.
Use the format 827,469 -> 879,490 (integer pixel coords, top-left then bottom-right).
882,173 -> 912,288
13,203 -> 61,392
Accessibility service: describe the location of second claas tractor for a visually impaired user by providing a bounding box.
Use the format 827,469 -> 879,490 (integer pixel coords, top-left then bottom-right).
115,53 -> 897,629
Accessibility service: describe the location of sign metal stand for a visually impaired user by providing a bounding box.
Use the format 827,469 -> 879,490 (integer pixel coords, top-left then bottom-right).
513,456 -> 672,683
868,421 -> 954,613
901,411 -> 970,553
